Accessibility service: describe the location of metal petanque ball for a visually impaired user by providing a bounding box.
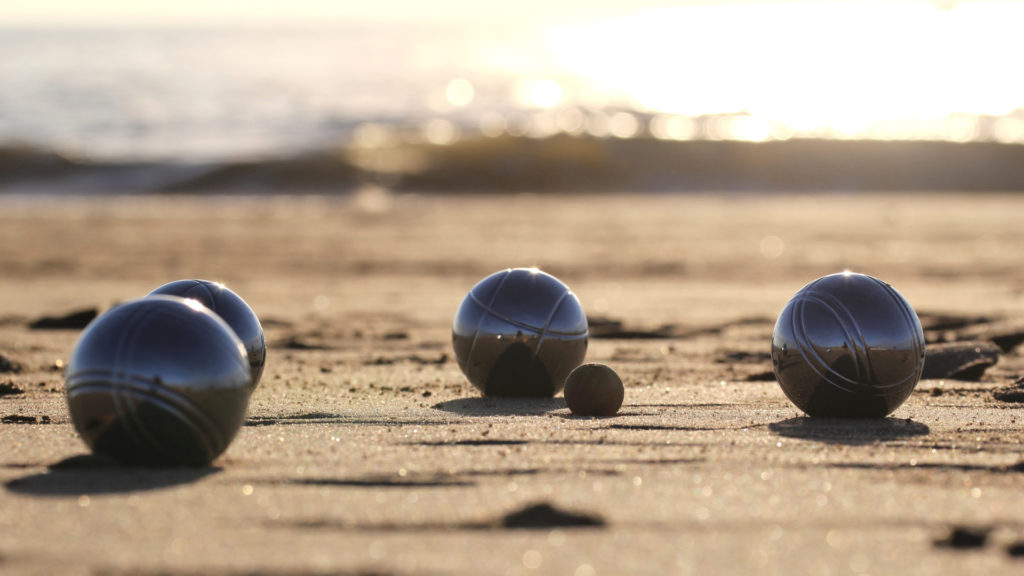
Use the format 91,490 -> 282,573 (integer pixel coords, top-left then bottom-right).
65,295 -> 252,466
453,268 -> 588,397
149,279 -> 266,388
771,271 -> 926,418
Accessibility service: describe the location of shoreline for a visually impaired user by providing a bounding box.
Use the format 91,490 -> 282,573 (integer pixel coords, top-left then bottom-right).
5,136 -> 1024,194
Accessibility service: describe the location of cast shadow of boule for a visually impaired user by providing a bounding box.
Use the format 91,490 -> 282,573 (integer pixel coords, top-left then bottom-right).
432,396 -> 565,417
3,454 -> 220,496
768,416 -> 930,446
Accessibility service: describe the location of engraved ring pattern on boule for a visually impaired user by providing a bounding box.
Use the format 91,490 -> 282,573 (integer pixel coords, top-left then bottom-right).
65,296 -> 252,465
771,272 -> 925,417
453,268 -> 588,397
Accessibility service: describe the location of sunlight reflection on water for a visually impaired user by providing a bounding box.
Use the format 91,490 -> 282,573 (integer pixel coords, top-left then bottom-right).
1,2 -> 1023,160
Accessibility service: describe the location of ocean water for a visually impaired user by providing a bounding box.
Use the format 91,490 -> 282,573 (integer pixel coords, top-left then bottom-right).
0,24 -> 574,160
4,2 -> 1024,165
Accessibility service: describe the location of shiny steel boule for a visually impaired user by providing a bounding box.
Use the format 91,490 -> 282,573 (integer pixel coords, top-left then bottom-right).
149,279 -> 266,388
771,271 -> 925,418
453,268 -> 588,397
65,296 -> 252,466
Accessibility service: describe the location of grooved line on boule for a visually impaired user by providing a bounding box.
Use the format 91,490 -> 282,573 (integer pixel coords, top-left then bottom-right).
466,289 -> 587,337
464,269 -> 513,377
820,279 -> 922,392
880,281 -> 926,383
792,286 -> 920,398
196,280 -> 219,313
113,302 -> 172,462
532,290 -> 572,360
805,289 -> 874,385
790,292 -> 860,395
73,301 -> 232,463
68,375 -> 224,461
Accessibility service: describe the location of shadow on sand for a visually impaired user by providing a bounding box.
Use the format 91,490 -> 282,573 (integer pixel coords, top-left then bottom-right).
281,501 -> 606,533
244,412 -> 451,427
432,397 -> 565,417
768,417 -> 930,445
4,454 -> 219,496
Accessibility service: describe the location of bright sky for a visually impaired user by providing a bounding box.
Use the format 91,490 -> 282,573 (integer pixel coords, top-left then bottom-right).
0,0 -> 969,26
549,1 -> 1024,119
0,0 -> 682,25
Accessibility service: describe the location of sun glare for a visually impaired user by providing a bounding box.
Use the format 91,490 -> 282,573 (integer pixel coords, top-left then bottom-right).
5,1 -> 1024,149
522,79 -> 564,109
445,78 -> 475,107
544,1 -> 1024,139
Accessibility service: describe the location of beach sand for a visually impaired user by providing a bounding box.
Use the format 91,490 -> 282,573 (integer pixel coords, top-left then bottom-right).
0,191 -> 1022,575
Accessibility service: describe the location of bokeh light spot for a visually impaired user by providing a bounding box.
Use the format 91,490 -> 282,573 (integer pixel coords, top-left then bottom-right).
522,79 -> 564,109
445,78 -> 475,107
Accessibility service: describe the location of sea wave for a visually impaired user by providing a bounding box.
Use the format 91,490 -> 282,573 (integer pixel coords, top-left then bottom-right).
3,136 -> 1024,194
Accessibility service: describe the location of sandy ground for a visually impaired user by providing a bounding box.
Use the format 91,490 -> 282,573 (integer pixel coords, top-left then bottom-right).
0,191 -> 1022,575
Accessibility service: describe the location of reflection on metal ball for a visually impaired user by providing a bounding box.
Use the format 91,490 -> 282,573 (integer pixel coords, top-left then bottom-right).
149,279 -> 266,388
453,268 -> 588,397
65,296 -> 252,466
771,271 -> 925,418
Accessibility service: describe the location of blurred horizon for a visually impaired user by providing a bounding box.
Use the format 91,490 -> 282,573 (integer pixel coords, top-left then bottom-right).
2,0 -> 1024,193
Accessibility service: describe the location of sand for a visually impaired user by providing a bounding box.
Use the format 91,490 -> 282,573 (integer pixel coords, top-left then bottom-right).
0,191 -> 1022,575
